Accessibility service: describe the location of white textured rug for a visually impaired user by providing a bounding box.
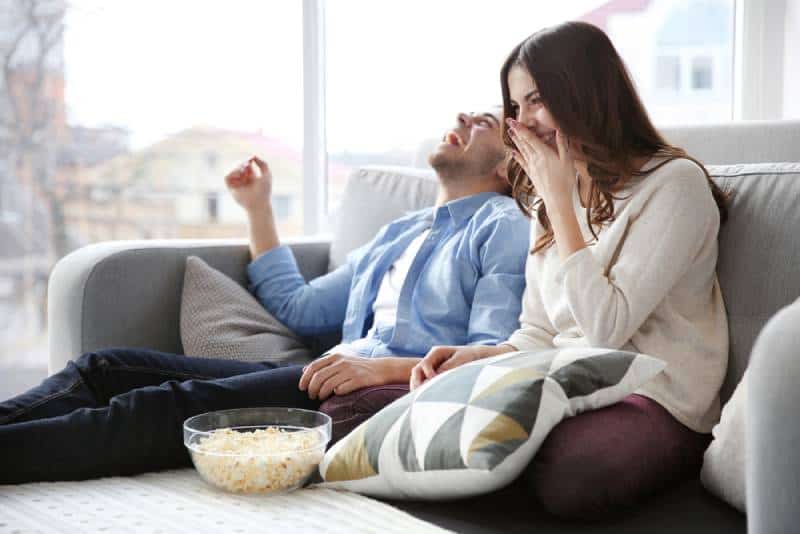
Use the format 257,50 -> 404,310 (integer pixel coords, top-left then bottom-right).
0,469 -> 451,533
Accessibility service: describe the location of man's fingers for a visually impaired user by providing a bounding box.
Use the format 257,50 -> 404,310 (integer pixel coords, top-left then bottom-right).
331,378 -> 357,397
317,372 -> 348,401
225,168 -> 244,187
299,354 -> 338,391
306,362 -> 342,399
252,156 -> 270,176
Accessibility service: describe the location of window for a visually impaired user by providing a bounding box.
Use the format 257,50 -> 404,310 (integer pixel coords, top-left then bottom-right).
207,192 -> 219,223
0,0 -> 303,396
324,0 -> 736,213
603,0 -> 734,124
272,194 -> 292,221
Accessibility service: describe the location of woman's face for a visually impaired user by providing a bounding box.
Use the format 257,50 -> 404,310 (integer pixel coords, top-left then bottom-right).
507,65 -> 559,152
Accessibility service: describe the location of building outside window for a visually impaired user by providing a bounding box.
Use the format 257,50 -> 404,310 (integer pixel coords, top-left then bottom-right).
656,55 -> 682,91
691,56 -> 714,90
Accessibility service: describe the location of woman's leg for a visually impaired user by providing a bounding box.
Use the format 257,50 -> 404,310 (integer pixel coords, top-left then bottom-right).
525,393 -> 711,520
320,384 -> 410,445
0,365 -> 317,484
0,347 -> 275,425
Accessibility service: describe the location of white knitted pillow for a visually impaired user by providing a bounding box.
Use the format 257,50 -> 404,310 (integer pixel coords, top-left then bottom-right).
701,372 -> 747,512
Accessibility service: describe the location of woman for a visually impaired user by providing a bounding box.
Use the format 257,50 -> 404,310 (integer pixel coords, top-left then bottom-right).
411,22 -> 729,520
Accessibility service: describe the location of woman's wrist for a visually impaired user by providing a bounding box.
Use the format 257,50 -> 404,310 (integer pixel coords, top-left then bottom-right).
483,344 -> 515,357
494,343 -> 518,354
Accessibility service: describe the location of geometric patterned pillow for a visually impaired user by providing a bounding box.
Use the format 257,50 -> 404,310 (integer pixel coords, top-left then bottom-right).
317,347 -> 665,500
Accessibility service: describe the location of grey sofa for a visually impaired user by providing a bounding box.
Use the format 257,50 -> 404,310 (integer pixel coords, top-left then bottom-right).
48,120 -> 800,533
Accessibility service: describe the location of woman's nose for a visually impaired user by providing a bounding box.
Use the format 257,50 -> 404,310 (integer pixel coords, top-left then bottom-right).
517,108 -> 537,129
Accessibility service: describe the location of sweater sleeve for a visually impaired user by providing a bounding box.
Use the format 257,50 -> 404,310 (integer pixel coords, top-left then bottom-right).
554,169 -> 719,349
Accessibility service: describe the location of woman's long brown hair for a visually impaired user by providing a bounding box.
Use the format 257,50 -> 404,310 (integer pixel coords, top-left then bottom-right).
500,21 -> 728,254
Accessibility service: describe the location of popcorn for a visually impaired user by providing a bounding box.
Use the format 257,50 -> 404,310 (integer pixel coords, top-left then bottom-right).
188,427 -> 325,494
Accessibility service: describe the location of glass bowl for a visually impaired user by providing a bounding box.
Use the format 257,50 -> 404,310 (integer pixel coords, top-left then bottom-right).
183,407 -> 331,494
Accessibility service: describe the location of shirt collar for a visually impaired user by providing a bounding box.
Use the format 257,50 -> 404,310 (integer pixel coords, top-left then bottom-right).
438,191 -> 500,225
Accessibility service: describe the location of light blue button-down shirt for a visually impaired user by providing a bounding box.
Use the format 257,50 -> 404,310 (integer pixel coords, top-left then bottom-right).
247,192 -> 529,358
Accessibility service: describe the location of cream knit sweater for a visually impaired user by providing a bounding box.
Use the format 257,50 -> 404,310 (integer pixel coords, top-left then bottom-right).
506,157 -> 728,433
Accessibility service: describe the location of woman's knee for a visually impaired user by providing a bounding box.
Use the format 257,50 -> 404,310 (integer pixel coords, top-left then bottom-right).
526,441 -> 639,520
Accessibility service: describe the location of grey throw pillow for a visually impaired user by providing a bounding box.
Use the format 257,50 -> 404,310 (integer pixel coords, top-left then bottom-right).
180,256 -> 313,364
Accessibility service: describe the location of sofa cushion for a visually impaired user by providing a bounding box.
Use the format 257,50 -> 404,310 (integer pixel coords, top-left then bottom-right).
180,256 -> 312,364
701,369 -> 747,512
318,348 -> 664,500
329,166 -> 437,270
707,162 -> 800,403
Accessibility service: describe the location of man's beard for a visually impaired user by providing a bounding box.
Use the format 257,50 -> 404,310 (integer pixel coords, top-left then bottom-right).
429,148 -> 504,181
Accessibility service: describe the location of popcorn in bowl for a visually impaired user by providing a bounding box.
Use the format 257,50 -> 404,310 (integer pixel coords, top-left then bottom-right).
183,408 -> 331,494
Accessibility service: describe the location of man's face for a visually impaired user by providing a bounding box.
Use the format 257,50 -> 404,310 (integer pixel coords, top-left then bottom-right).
428,108 -> 507,179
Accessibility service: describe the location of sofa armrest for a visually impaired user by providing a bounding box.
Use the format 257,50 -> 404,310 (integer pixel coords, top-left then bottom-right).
746,299 -> 800,531
47,237 -> 331,375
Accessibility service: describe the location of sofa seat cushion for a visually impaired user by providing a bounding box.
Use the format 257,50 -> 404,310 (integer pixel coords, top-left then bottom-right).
388,476 -> 745,534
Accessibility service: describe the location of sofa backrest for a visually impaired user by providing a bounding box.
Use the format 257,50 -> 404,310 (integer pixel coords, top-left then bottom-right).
330,120 -> 800,405
708,163 -> 800,402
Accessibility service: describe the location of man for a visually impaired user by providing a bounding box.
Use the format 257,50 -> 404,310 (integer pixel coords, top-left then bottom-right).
0,108 -> 530,484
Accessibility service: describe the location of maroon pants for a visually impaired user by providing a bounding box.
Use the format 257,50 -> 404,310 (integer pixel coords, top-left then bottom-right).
321,386 -> 710,520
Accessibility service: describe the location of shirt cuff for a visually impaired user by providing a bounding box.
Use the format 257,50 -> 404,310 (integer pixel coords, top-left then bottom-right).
247,245 -> 299,286
504,332 -> 546,353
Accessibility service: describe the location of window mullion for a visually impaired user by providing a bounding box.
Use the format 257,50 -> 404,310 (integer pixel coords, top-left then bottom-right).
302,0 -> 327,235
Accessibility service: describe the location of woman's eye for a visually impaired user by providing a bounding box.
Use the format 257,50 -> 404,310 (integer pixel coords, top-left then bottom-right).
529,97 -> 542,106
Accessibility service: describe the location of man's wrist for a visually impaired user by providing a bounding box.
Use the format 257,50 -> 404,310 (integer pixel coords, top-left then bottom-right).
247,204 -> 274,220
380,357 -> 420,384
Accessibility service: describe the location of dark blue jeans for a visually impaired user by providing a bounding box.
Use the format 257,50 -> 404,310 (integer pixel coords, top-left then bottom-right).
0,347 -> 318,484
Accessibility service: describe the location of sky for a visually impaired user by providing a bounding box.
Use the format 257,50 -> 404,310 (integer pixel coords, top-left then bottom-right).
63,1 -> 606,152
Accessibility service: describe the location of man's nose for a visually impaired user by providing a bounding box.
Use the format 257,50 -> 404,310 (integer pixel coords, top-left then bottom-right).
457,112 -> 473,127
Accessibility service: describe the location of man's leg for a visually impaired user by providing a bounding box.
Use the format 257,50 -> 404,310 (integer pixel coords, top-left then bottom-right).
525,394 -> 711,520
0,365 -> 317,484
0,347 -> 275,425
